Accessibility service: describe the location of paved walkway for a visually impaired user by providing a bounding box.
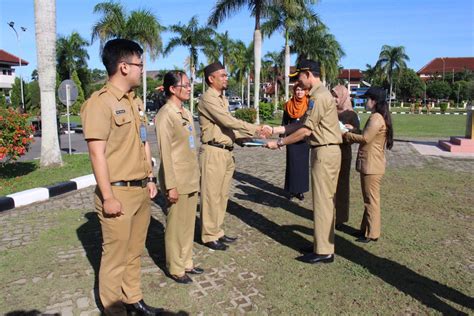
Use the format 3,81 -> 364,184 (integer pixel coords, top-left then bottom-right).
1,139 -> 473,315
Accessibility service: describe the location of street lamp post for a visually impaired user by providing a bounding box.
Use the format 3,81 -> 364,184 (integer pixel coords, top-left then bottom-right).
8,21 -> 27,112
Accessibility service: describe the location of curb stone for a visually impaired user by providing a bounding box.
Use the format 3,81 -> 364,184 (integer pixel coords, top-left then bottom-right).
0,174 -> 96,212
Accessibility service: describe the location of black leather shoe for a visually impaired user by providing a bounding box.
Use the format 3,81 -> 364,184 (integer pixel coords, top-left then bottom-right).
295,193 -> 304,201
170,273 -> 193,284
204,240 -> 228,250
218,235 -> 238,243
124,299 -> 162,315
356,237 -> 378,243
185,267 -> 204,275
296,253 -> 334,264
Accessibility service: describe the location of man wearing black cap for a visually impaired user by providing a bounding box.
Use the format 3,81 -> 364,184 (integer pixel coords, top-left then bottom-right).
198,62 -> 271,251
267,59 -> 342,264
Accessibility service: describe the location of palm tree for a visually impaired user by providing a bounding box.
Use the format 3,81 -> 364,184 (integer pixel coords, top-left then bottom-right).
376,45 -> 410,108
209,0 -> 278,124
164,15 -> 214,114
91,1 -> 163,108
228,40 -> 253,106
204,31 -> 235,69
290,23 -> 345,84
264,51 -> 283,112
261,0 -> 319,101
34,0 -> 62,167
57,32 -> 89,80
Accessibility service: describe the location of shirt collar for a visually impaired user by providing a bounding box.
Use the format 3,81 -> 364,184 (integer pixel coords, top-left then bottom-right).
208,86 -> 223,98
309,81 -> 323,96
106,82 -> 134,101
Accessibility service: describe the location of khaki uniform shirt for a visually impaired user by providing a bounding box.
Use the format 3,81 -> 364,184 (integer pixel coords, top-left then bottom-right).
304,82 -> 343,146
345,112 -> 387,175
81,82 -> 151,182
198,87 -> 257,146
155,100 -> 200,194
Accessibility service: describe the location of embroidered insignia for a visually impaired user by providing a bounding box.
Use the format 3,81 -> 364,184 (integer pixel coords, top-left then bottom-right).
115,109 -> 126,115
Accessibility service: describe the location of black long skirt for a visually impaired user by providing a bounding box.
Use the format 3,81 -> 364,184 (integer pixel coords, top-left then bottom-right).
284,140 -> 310,194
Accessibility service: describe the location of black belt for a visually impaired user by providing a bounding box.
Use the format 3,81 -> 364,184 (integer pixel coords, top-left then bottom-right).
311,143 -> 339,148
206,142 -> 234,151
111,178 -> 148,188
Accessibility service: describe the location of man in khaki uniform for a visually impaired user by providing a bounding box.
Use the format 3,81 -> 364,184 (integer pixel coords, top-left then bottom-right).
267,59 -> 342,264
198,62 -> 269,251
81,39 -> 160,315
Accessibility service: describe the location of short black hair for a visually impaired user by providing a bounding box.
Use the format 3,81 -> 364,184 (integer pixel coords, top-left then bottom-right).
101,38 -> 143,76
163,71 -> 187,97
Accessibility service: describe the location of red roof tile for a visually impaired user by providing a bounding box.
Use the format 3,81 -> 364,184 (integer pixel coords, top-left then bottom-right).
338,69 -> 363,80
417,57 -> 474,75
0,49 -> 29,66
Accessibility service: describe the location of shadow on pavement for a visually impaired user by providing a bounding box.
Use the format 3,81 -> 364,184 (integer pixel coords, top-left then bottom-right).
76,212 -> 103,312
228,175 -> 474,315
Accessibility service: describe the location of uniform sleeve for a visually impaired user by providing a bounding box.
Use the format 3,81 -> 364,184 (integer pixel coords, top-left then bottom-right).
80,98 -> 111,140
344,113 -> 383,144
156,112 -> 177,190
199,95 -> 257,136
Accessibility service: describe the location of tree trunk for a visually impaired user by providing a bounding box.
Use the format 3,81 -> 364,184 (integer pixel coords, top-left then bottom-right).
274,78 -> 278,113
284,32 -> 290,101
35,0 -> 62,167
389,79 -> 393,110
190,62 -> 195,115
142,50 -> 147,109
247,73 -> 251,107
254,29 -> 262,124
241,79 -> 244,104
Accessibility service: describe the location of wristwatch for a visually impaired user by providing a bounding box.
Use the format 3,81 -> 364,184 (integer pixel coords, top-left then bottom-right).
277,138 -> 285,147
147,176 -> 157,184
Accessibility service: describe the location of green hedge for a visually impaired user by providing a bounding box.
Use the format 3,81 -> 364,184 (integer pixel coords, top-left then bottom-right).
235,108 -> 256,123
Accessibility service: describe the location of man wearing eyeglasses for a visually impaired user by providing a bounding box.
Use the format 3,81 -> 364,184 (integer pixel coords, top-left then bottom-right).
197,62 -> 271,251
81,39 -> 161,315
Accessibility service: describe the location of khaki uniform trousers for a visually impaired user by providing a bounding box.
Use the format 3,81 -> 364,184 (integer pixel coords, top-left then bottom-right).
94,186 -> 150,316
335,156 -> 351,224
310,145 -> 341,255
165,192 -> 198,276
200,145 -> 235,243
360,174 -> 383,239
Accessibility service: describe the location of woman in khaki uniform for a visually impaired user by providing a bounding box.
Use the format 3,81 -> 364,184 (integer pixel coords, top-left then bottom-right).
155,71 -> 202,284
343,87 -> 394,243
332,85 -> 360,229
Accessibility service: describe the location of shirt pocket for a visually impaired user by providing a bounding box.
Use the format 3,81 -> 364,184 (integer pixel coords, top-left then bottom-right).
112,109 -> 133,126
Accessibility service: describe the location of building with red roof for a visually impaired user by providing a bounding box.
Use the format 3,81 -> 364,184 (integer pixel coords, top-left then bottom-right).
0,49 -> 29,92
417,57 -> 474,80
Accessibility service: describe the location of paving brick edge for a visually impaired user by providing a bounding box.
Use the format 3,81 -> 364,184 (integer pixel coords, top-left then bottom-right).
0,174 -> 97,212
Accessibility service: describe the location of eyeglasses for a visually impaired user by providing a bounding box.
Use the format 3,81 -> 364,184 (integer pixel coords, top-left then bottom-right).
174,84 -> 191,88
123,61 -> 144,69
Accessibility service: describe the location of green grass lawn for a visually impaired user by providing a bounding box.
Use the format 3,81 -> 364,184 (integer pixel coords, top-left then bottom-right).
59,115 -> 82,125
0,154 -> 92,196
266,113 -> 466,138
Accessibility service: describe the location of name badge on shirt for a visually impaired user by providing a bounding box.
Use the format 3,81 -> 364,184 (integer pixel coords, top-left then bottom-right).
140,123 -> 147,142
187,125 -> 195,149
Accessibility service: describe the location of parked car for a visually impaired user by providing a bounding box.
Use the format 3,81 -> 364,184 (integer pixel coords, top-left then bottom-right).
229,100 -> 242,112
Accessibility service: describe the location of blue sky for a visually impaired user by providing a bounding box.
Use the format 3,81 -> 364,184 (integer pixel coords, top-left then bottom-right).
1,0 -> 473,82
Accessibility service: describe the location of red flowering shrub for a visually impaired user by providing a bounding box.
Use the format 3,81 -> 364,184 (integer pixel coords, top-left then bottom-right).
0,108 -> 35,164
